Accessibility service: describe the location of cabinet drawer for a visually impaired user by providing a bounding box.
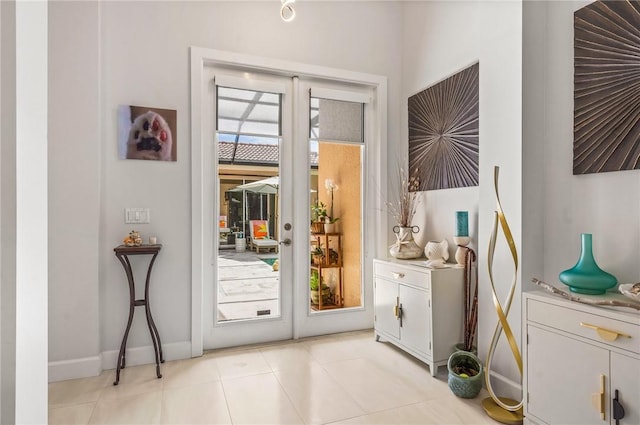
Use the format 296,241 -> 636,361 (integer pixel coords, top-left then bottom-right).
374,261 -> 430,290
527,298 -> 640,355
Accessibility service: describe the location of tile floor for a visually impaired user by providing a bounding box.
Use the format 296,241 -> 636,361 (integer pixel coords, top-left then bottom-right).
49,330 -> 497,425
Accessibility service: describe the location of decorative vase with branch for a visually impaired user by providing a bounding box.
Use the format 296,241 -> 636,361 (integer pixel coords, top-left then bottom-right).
387,161 -> 422,259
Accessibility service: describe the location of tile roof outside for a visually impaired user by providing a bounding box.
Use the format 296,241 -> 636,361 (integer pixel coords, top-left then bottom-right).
219,141 -> 318,165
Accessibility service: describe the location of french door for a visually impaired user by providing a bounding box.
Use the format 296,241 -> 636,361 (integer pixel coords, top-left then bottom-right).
191,48 -> 387,353
203,69 -> 295,349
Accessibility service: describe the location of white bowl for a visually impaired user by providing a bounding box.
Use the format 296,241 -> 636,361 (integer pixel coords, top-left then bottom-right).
618,283 -> 640,301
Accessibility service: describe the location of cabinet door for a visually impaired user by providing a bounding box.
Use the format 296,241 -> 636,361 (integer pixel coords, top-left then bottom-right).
527,325 -> 609,425
611,352 -> 640,425
374,278 -> 399,339
399,285 -> 430,355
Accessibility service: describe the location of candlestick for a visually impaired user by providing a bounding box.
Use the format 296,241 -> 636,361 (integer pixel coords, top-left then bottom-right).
453,236 -> 471,265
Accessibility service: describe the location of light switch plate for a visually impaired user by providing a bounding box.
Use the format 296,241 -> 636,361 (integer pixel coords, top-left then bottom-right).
125,208 -> 150,224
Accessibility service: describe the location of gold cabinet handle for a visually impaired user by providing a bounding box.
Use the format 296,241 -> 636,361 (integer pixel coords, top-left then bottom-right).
590,374 -> 605,420
580,322 -> 632,342
393,296 -> 400,318
392,272 -> 405,279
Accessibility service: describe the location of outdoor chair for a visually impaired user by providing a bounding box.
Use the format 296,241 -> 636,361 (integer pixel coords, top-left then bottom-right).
219,215 -> 230,242
249,220 -> 278,253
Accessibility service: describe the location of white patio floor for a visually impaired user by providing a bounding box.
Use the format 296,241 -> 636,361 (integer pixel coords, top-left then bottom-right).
217,248 -> 280,321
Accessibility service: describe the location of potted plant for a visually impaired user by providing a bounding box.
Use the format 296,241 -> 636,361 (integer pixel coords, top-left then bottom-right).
311,245 -> 325,265
326,247 -> 339,265
311,201 -> 327,234
309,270 -> 331,305
324,216 -> 339,234
447,350 -> 483,398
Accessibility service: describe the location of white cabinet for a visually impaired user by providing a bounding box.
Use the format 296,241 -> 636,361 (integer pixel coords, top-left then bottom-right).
373,258 -> 464,377
524,291 -> 640,425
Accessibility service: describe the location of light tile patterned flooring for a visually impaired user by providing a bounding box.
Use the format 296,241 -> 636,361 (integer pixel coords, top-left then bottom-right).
49,330 -> 497,425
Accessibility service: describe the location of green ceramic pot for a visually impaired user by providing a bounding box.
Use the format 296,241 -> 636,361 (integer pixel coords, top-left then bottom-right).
447,350 -> 483,398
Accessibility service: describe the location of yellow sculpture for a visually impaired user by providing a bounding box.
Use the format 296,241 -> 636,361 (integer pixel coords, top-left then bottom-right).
482,166 -> 523,424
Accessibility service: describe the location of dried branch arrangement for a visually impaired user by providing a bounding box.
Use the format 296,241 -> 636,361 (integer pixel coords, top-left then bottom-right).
385,161 -> 420,227
531,278 -> 640,311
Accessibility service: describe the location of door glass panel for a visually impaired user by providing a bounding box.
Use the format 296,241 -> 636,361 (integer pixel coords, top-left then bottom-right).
216,86 -> 281,323
309,96 -> 363,311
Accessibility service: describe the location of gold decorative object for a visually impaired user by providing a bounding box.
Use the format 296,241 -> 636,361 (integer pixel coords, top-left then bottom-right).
483,166 -> 523,424
123,230 -> 143,247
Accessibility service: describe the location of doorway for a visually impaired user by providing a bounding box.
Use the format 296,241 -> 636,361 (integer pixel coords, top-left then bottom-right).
190,48 -> 388,355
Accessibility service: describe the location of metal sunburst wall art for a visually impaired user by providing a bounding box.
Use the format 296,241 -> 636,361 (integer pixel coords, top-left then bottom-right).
408,62 -> 479,191
574,0 -> 640,174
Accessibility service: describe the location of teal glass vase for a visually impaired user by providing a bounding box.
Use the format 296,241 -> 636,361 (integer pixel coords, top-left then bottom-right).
559,233 -> 617,295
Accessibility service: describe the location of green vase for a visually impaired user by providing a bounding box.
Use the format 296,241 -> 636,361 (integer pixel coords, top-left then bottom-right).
559,233 -> 617,295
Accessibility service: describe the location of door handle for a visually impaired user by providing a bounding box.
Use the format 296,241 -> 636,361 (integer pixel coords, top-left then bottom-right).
613,389 -> 625,425
580,322 -> 631,341
591,374 -> 605,420
279,238 -> 292,246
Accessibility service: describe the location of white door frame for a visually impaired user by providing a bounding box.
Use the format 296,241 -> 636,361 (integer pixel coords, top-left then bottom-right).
190,46 -> 388,357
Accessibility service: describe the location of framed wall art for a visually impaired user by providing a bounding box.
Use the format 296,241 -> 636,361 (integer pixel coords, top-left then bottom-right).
574,0 -> 640,174
118,105 -> 177,161
408,62 -> 479,191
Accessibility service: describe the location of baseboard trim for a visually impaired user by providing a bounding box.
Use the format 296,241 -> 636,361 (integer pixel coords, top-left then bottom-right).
101,341 -> 192,371
487,369 -> 523,400
48,341 -> 192,383
48,355 -> 102,383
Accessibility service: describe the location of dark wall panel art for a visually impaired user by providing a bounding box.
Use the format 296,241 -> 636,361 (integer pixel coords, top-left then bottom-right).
574,0 -> 640,174
408,62 -> 479,191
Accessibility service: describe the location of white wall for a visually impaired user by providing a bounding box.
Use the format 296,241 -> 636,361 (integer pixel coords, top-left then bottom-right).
401,1 -> 525,399
49,1 -> 403,378
541,0 -> 640,287
401,1 -> 480,256
476,0 -> 523,400
48,1 -> 102,380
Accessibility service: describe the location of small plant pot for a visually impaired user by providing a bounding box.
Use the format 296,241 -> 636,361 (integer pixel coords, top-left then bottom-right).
311,222 -> 325,234
447,350 -> 484,398
310,286 -> 331,305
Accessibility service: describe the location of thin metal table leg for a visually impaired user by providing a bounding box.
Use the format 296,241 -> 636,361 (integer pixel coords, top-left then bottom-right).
144,251 -> 162,378
114,254 -> 136,386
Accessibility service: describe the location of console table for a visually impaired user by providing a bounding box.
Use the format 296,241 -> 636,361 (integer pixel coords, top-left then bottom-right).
373,258 -> 464,376
113,244 -> 164,385
523,291 -> 639,424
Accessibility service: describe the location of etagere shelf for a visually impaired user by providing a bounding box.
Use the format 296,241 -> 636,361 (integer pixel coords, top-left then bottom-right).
310,232 -> 343,310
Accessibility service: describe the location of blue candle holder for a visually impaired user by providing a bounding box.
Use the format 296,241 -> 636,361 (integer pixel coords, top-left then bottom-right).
455,211 -> 469,237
